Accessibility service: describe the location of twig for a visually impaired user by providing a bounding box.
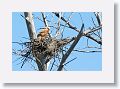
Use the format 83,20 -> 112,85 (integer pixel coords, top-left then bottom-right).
41,12 -> 48,27
64,57 -> 77,66
53,12 -> 79,32
73,50 -> 101,53
50,57 -> 56,71
85,34 -> 102,45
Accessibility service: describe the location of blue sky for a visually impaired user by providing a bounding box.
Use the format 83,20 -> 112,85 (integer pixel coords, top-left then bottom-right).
12,12 -> 102,71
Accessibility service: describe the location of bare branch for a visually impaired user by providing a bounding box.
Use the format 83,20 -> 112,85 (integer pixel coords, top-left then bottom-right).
85,34 -> 102,45
94,12 -> 102,26
50,57 -> 56,71
54,12 -> 102,45
53,12 -> 79,32
83,25 -> 102,35
57,24 -> 84,71
73,50 -> 101,53
24,12 -> 37,40
64,57 -> 77,66
41,12 -> 48,27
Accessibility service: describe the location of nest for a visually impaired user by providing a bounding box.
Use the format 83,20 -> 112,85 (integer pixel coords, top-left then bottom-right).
13,36 -> 75,68
31,36 -> 75,64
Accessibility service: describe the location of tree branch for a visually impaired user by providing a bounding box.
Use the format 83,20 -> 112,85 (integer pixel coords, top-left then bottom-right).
53,12 -> 79,32
85,34 -> 102,45
24,12 -> 37,40
54,12 -> 102,45
24,12 -> 45,71
57,24 -> 84,71
41,12 -> 48,27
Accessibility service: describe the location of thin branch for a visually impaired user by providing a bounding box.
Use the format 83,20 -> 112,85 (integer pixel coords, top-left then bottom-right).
50,57 -> 56,71
61,12 -> 74,38
41,12 -> 48,27
56,12 -> 62,33
91,17 -> 97,27
64,57 -> 77,66
53,12 -> 79,32
85,34 -> 102,45
73,50 -> 101,53
94,12 -> 101,26
83,26 -> 102,35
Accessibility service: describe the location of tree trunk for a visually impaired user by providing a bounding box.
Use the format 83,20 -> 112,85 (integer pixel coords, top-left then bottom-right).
24,12 -> 47,71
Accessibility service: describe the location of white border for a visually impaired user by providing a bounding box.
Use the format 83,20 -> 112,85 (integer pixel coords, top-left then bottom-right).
0,0 -> 114,83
